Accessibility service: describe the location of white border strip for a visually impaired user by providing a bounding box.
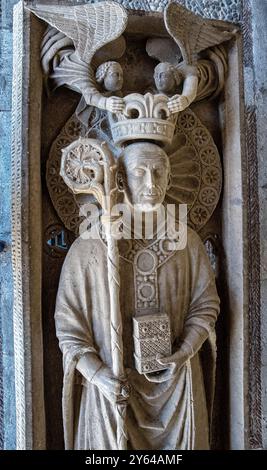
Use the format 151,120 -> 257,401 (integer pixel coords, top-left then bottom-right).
11,0 -> 26,450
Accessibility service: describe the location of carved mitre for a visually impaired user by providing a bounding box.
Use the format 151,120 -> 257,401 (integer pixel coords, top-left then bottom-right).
109,93 -> 178,146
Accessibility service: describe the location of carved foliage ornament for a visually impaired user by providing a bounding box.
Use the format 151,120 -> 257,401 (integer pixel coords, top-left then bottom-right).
109,93 -> 178,145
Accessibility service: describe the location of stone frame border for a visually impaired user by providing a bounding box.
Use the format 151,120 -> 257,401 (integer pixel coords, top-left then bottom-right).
11,1 -> 27,450
11,1 -> 45,450
245,106 -> 262,449
242,0 -> 262,449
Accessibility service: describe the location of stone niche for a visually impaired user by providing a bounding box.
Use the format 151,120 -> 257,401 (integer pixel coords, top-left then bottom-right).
11,0 -> 261,450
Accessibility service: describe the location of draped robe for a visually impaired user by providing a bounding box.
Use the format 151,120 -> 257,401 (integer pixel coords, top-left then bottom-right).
55,226 -> 220,450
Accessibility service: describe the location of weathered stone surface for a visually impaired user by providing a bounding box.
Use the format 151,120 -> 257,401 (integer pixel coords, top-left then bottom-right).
220,38 -> 245,449
0,1 -> 20,31
98,0 -> 241,21
24,0 -> 242,22
9,0 -> 45,451
249,0 -> 267,450
0,31 -> 13,111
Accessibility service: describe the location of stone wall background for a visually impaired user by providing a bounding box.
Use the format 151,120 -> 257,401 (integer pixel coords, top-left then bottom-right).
24,0 -> 242,21
0,0 -> 266,449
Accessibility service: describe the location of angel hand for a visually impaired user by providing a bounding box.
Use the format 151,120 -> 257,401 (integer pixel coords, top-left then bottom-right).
106,96 -> 125,114
167,94 -> 190,114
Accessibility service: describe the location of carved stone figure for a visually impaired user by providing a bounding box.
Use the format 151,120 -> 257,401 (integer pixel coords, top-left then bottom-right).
152,53 -> 227,112
76,60 -> 124,127
95,61 -> 124,93
27,0 -> 236,451
56,141 -> 220,450
153,62 -> 198,113
146,2 -> 233,112
36,2 -> 128,114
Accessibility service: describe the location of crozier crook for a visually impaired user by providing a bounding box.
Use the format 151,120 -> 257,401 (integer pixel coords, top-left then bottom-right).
60,138 -> 128,450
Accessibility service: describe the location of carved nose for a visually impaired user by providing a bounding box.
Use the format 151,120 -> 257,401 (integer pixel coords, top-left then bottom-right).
146,171 -> 155,187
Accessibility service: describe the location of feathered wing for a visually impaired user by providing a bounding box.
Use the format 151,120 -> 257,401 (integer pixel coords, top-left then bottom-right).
164,2 -> 236,65
40,26 -> 74,76
28,1 -> 128,65
146,37 -> 182,65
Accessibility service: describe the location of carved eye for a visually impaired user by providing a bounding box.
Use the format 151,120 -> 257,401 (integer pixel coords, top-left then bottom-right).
133,168 -> 145,177
154,168 -> 162,177
142,326 -> 148,334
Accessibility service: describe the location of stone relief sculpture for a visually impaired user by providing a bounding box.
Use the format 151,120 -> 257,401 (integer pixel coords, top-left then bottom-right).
40,2 -> 127,115
29,1 -> 236,450
150,47 -> 228,107
147,2 -> 232,113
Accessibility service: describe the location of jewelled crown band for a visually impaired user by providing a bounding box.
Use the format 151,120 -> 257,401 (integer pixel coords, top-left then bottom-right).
109,93 -> 178,146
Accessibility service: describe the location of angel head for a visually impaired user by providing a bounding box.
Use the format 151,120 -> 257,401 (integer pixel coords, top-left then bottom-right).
154,62 -> 183,95
95,61 -> 124,93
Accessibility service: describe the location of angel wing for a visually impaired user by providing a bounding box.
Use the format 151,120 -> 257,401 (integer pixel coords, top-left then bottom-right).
40,25 -> 127,78
41,25 -> 74,76
28,1 -> 128,65
146,37 -> 182,65
164,2 -> 237,65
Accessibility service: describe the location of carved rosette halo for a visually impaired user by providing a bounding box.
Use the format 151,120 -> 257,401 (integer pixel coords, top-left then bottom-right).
109,93 -> 178,146
166,109 -> 222,231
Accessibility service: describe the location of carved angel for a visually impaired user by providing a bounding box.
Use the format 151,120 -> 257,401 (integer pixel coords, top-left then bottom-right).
31,2 -> 128,115
152,61 -> 199,113
147,2 -> 235,114
75,60 -> 124,127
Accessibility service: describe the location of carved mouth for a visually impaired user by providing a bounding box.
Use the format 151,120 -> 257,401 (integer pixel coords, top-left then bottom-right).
142,194 -> 160,201
140,187 -> 163,200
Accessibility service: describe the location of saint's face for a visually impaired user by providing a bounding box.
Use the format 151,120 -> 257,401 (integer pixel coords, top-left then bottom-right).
124,153 -> 170,212
104,65 -> 123,92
